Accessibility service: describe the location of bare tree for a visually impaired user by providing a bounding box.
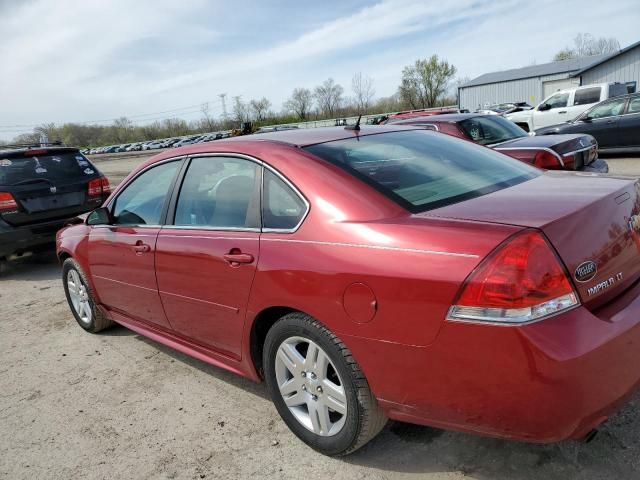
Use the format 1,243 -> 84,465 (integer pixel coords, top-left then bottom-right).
314,78 -> 344,117
201,103 -> 215,131
352,72 -> 375,113
249,97 -> 272,122
399,56 -> 457,109
554,33 -> 620,61
232,96 -> 250,123
284,88 -> 313,120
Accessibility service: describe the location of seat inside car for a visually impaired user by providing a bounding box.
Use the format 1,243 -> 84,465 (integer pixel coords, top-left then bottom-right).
208,175 -> 254,227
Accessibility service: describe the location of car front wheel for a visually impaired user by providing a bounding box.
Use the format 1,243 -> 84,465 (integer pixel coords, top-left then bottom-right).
263,312 -> 387,456
62,258 -> 113,333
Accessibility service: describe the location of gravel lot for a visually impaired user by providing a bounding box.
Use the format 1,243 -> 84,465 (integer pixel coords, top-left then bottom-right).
1,150 -> 640,479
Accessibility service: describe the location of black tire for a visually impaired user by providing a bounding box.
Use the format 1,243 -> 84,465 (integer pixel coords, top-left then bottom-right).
62,258 -> 113,333
263,312 -> 387,456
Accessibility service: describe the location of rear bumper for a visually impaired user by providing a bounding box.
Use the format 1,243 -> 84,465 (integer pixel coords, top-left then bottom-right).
344,280 -> 640,443
582,158 -> 609,173
0,218 -> 69,258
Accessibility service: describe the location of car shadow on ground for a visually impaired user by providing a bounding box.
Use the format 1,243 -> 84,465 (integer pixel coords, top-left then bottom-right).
101,324 -> 269,401
344,395 -> 639,480
0,251 -> 60,282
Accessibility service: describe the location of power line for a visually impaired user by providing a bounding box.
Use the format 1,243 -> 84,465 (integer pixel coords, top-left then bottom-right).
0,98 -> 225,129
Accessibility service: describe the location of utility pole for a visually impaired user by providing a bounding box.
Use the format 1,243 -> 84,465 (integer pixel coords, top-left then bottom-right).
218,93 -> 228,122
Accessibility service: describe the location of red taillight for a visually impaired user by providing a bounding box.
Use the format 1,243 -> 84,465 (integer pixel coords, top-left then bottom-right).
534,150 -> 563,169
88,176 -> 110,197
0,192 -> 18,211
448,230 -> 578,324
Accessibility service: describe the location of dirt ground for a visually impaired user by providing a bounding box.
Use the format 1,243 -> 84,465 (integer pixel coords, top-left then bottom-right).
1,150 -> 640,480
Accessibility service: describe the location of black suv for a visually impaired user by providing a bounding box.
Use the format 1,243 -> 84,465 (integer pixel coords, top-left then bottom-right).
0,144 -> 110,263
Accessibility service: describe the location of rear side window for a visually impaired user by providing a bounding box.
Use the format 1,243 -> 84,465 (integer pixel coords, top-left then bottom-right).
174,156 -> 260,229
305,130 -> 539,213
263,170 -> 307,231
574,87 -> 601,106
112,161 -> 180,225
627,97 -> 640,114
0,151 -> 96,186
458,116 -> 527,145
587,97 -> 627,119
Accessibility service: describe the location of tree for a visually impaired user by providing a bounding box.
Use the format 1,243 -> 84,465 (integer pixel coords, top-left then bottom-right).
284,88 -> 313,120
553,33 -> 620,61
200,103 -> 215,131
352,72 -> 375,113
249,97 -> 272,122
314,78 -> 344,117
398,55 -> 457,109
232,96 -> 250,123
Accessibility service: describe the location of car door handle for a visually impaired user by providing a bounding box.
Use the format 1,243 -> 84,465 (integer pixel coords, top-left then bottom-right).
558,111 -> 567,114
132,241 -> 151,254
223,253 -> 254,265
607,119 -> 615,124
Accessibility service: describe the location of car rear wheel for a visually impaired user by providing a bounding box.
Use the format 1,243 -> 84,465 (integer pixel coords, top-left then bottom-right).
62,258 -> 113,333
263,312 -> 387,456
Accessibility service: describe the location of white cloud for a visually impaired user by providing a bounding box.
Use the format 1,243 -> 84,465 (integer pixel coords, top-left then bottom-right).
0,0 -> 638,139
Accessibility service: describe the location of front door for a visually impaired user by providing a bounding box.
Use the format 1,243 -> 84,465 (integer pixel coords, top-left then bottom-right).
155,156 -> 262,359
576,97 -> 627,148
88,159 -> 182,329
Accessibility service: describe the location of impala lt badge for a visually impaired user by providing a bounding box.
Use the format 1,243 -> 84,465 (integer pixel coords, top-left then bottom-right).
574,260 -> 597,283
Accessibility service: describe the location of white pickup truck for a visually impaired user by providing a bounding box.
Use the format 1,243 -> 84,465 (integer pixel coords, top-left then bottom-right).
506,82 -> 628,131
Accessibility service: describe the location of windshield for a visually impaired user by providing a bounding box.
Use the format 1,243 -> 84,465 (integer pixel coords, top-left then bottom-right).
459,116 -> 528,146
305,130 -> 539,213
0,151 -> 96,186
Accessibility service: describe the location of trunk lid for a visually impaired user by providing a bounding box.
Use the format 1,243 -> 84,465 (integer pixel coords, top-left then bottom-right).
422,171 -> 640,309
0,149 -> 103,226
494,134 -> 598,170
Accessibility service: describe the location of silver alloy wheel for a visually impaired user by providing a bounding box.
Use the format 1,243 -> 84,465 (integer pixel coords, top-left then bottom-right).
275,336 -> 347,436
67,269 -> 92,325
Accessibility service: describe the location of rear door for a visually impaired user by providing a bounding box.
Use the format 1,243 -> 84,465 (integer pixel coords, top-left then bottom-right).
618,96 -> 640,147
155,155 -> 262,359
577,97 -> 627,148
88,159 -> 182,329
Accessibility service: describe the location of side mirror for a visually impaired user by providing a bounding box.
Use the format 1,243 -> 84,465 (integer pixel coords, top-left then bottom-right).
86,207 -> 111,226
581,116 -> 592,123
538,103 -> 551,111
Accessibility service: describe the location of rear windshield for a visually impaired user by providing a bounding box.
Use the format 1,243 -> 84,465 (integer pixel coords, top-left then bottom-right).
305,130 -> 539,213
459,116 -> 527,145
0,151 -> 96,186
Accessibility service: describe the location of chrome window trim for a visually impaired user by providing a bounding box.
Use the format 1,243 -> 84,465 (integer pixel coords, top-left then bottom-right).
172,152 -> 310,234
161,225 -> 261,233
92,224 -> 161,230
261,164 -> 310,234
494,146 -> 565,167
413,123 -> 440,131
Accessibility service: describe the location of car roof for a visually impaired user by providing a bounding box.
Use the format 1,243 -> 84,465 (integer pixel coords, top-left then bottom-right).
220,125 -> 425,147
0,145 -> 79,157
387,113 -> 481,124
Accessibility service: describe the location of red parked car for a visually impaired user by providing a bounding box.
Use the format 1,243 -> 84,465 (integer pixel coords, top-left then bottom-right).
385,113 -> 608,172
57,126 -> 640,455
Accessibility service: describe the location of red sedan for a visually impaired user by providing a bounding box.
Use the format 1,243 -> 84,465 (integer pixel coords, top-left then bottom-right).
57,126 -> 640,455
385,113 -> 608,173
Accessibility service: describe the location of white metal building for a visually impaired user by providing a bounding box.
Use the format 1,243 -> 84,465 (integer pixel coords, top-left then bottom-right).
459,40 -> 640,111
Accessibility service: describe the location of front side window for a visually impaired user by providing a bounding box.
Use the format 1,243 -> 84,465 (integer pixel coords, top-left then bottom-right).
112,161 -> 180,225
458,116 -> 527,146
587,98 -> 627,119
174,156 -> 259,229
263,170 -> 307,230
305,130 -> 539,213
573,87 -> 601,106
543,93 -> 569,110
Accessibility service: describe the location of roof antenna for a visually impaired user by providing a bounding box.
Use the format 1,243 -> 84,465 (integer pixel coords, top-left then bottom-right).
345,115 -> 361,131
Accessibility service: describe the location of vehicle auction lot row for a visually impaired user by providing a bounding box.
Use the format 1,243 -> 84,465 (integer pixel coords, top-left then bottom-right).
1,152 -> 639,479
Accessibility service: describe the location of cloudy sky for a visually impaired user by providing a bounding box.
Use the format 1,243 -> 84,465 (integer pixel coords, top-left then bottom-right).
0,0 -> 637,139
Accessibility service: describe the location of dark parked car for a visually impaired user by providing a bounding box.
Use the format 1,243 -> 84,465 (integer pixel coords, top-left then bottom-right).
536,92 -> 640,153
386,113 -> 607,172
0,144 -> 110,264
58,126 -> 640,455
